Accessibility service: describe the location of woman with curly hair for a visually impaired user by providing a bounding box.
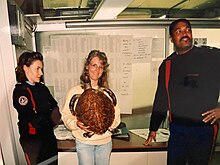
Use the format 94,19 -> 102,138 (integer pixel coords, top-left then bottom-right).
61,50 -> 121,165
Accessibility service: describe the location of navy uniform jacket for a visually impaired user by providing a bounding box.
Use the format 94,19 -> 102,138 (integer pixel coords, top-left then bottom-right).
150,46 -> 220,131
13,81 -> 58,138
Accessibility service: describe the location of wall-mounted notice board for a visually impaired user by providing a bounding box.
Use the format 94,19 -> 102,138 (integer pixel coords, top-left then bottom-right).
36,27 -> 166,114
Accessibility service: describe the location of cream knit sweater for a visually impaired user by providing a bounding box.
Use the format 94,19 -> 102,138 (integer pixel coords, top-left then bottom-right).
61,85 -> 121,145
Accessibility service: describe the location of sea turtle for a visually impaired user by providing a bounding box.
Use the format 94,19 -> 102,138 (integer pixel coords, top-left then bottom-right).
69,85 -> 117,138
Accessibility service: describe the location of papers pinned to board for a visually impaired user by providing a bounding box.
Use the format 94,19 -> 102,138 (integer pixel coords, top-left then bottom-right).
129,128 -> 170,142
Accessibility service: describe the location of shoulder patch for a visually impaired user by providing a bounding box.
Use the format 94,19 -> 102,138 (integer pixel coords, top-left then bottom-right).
18,96 -> 28,106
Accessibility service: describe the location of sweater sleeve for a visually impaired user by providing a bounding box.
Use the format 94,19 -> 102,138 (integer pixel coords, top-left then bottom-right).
61,86 -> 81,131
149,61 -> 169,131
109,100 -> 121,130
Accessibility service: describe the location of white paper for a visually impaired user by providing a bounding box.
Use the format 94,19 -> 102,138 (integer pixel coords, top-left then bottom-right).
54,124 -> 75,140
129,128 -> 170,142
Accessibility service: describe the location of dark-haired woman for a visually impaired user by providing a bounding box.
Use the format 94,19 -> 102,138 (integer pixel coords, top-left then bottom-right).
13,51 -> 59,165
61,50 -> 121,165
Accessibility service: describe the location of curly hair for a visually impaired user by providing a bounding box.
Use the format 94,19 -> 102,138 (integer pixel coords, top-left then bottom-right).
80,50 -> 109,89
15,51 -> 43,83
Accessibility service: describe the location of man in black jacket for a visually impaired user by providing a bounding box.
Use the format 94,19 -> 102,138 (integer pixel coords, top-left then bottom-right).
144,19 -> 220,165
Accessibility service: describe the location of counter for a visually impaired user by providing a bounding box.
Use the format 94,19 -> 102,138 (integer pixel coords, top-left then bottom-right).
57,132 -> 168,165
57,131 -> 167,152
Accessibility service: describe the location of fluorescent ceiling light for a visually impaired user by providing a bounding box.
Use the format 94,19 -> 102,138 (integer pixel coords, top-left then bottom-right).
92,0 -> 133,20
159,15 -> 167,19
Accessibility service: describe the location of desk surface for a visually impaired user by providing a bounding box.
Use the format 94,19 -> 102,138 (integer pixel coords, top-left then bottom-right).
57,132 -> 168,152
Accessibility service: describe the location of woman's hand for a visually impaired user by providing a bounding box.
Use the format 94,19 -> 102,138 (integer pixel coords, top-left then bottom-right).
202,107 -> 220,124
143,131 -> 156,146
76,121 -> 93,132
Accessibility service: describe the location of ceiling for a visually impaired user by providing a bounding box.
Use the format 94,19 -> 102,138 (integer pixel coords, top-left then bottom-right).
12,0 -> 220,23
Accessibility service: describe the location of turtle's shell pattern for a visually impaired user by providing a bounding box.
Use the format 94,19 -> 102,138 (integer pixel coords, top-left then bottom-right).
72,88 -> 115,135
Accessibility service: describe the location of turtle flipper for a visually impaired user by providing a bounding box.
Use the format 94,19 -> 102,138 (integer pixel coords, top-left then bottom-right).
69,94 -> 80,115
102,88 -> 117,106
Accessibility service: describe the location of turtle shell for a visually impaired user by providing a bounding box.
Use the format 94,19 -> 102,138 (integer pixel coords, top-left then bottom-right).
69,88 -> 116,136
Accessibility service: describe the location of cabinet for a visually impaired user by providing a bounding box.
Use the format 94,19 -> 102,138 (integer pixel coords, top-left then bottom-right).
58,151 -> 167,165
57,131 -> 167,165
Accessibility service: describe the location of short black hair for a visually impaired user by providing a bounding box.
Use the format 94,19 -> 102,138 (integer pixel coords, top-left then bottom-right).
169,19 -> 191,37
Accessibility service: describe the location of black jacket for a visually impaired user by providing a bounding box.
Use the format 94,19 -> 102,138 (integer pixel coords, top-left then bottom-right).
13,81 -> 58,137
150,46 -> 220,131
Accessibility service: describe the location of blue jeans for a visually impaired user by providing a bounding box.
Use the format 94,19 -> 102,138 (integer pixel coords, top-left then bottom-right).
75,140 -> 112,165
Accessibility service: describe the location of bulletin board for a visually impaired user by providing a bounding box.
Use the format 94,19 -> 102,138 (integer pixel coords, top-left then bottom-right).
36,27 -> 166,114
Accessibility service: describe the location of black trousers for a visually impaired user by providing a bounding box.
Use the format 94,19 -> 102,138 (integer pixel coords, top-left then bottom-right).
20,134 -> 58,165
167,123 -> 218,165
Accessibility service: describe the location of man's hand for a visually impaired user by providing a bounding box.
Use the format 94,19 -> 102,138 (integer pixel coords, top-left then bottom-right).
143,131 -> 156,146
202,107 -> 220,124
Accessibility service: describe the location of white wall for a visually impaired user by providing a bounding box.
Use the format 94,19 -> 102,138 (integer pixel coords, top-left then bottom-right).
193,28 -> 220,48
0,0 -> 26,164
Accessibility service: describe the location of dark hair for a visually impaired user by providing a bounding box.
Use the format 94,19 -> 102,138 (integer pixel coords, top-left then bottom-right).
80,50 -> 109,88
169,19 -> 191,37
15,51 -> 43,83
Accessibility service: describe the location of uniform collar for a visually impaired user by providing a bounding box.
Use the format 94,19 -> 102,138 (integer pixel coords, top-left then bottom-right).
26,81 -> 35,86
176,45 -> 194,55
